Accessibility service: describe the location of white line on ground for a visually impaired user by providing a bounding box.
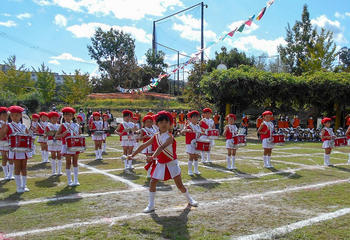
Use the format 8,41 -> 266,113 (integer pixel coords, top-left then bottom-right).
233,208 -> 350,240
4,178 -> 350,238
78,163 -> 141,189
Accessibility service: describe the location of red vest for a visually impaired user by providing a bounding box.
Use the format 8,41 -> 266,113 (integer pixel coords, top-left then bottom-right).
260,124 -> 271,140
185,125 -> 196,144
225,126 -> 233,139
151,133 -> 177,163
322,129 -> 330,142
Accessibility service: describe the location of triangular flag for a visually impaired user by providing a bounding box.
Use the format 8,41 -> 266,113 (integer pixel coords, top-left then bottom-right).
256,7 -> 266,20
237,23 -> 245,32
267,0 -> 275,8
245,15 -> 255,26
228,27 -> 237,37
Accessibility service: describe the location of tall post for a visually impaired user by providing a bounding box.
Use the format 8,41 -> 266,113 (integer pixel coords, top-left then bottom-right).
152,21 -> 156,54
201,2 -> 204,63
177,51 -> 180,94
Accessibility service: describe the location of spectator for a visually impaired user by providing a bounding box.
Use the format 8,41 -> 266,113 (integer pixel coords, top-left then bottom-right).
78,109 -> 86,134
213,112 -> 220,130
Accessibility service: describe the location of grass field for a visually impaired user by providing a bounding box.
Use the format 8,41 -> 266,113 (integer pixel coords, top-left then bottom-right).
1,130 -> 350,239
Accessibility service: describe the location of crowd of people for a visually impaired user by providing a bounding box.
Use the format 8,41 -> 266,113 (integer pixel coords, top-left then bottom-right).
1,105 -> 350,213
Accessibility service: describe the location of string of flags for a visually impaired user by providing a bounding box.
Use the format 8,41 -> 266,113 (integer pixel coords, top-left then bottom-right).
117,0 -> 275,94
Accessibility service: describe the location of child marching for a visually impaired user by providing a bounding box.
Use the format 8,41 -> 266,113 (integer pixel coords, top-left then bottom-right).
223,114 -> 238,170
0,107 -> 13,180
55,107 -> 82,186
199,108 -> 215,163
0,106 -> 31,192
37,112 -> 49,163
258,111 -> 274,168
140,115 -> 157,178
46,111 -> 62,176
129,111 -> 198,213
182,110 -> 202,175
30,113 -> 40,156
90,112 -> 104,160
321,117 -> 335,166
115,110 -> 136,170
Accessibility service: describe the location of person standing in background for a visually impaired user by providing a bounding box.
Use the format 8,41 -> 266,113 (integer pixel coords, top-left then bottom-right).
78,109 -> 86,134
214,112 -> 220,131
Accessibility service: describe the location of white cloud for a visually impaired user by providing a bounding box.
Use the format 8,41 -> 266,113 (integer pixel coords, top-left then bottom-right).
227,21 -> 259,35
54,14 -> 67,27
33,0 -> 183,20
311,15 -> 347,44
172,22 -> 217,42
27,22 -> 32,26
1,13 -> 11,17
49,59 -> 60,65
335,12 -> 350,19
175,14 -> 206,30
346,13 -> 350,17
225,35 -> 286,56
51,53 -> 90,63
0,20 -> 17,27
66,22 -> 152,43
16,13 -> 32,19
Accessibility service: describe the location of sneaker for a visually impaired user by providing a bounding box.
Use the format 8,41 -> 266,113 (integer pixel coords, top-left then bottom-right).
16,187 -> 25,193
188,171 -> 194,176
72,181 -> 80,186
194,171 -> 201,175
189,199 -> 198,207
143,205 -> 155,213
23,186 -> 30,192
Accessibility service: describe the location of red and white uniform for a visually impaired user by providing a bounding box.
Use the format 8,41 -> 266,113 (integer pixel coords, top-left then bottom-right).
322,127 -> 334,149
118,121 -> 135,147
132,123 -> 140,148
225,124 -> 238,149
61,122 -> 81,155
0,120 -> 9,151
91,120 -> 104,141
185,122 -> 202,154
46,123 -> 62,152
141,127 -> 157,155
7,122 -> 30,160
37,122 -> 48,143
145,132 -> 180,181
260,121 -> 275,149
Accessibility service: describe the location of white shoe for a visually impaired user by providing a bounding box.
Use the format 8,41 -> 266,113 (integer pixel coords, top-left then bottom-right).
17,187 -> 25,193
72,181 -> 80,186
143,205 -> 155,213
68,181 -> 74,186
189,199 -> 198,207
23,186 -> 30,192
194,170 -> 201,175
188,171 -> 193,176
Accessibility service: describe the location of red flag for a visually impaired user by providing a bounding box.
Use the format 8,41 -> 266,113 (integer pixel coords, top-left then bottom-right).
228,28 -> 237,37
245,15 -> 255,26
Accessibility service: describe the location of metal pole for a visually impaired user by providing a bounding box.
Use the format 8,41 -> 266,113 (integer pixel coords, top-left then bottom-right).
173,72 -> 176,95
201,2 -> 204,63
152,21 -> 156,53
177,51 -> 180,95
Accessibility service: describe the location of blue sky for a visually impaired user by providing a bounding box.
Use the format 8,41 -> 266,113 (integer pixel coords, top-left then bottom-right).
0,0 -> 349,78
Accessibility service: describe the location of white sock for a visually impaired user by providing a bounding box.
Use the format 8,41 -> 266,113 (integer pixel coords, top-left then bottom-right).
51,159 -> 56,174
147,168 -> 151,178
21,175 -> 27,188
124,159 -> 128,169
194,161 -> 199,173
263,155 -> 268,167
41,151 -> 46,162
45,151 -> 49,162
206,152 -> 211,162
73,167 -> 79,183
14,175 -> 22,191
95,150 -> 99,159
57,160 -> 62,174
324,154 -> 330,165
188,161 -> 193,173
267,156 -> 272,167
66,169 -> 72,184
183,188 -> 194,203
128,160 -> 132,168
231,156 -> 236,169
103,143 -> 106,152
226,156 -> 231,169
8,164 -> 14,178
201,152 -> 205,161
98,149 -> 103,159
148,191 -> 155,208
2,165 -> 8,178
348,153 -> 350,162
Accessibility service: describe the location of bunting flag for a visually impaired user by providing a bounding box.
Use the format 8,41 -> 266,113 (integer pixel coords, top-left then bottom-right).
256,7 -> 266,20
118,0 -> 275,94
237,23 -> 245,32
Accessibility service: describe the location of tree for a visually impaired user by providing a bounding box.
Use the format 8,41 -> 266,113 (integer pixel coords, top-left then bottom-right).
300,29 -> 337,73
61,70 -> 92,104
278,5 -> 316,75
0,56 -> 35,96
87,27 -> 137,88
33,63 -> 56,105
206,47 -> 254,72
337,47 -> 350,72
